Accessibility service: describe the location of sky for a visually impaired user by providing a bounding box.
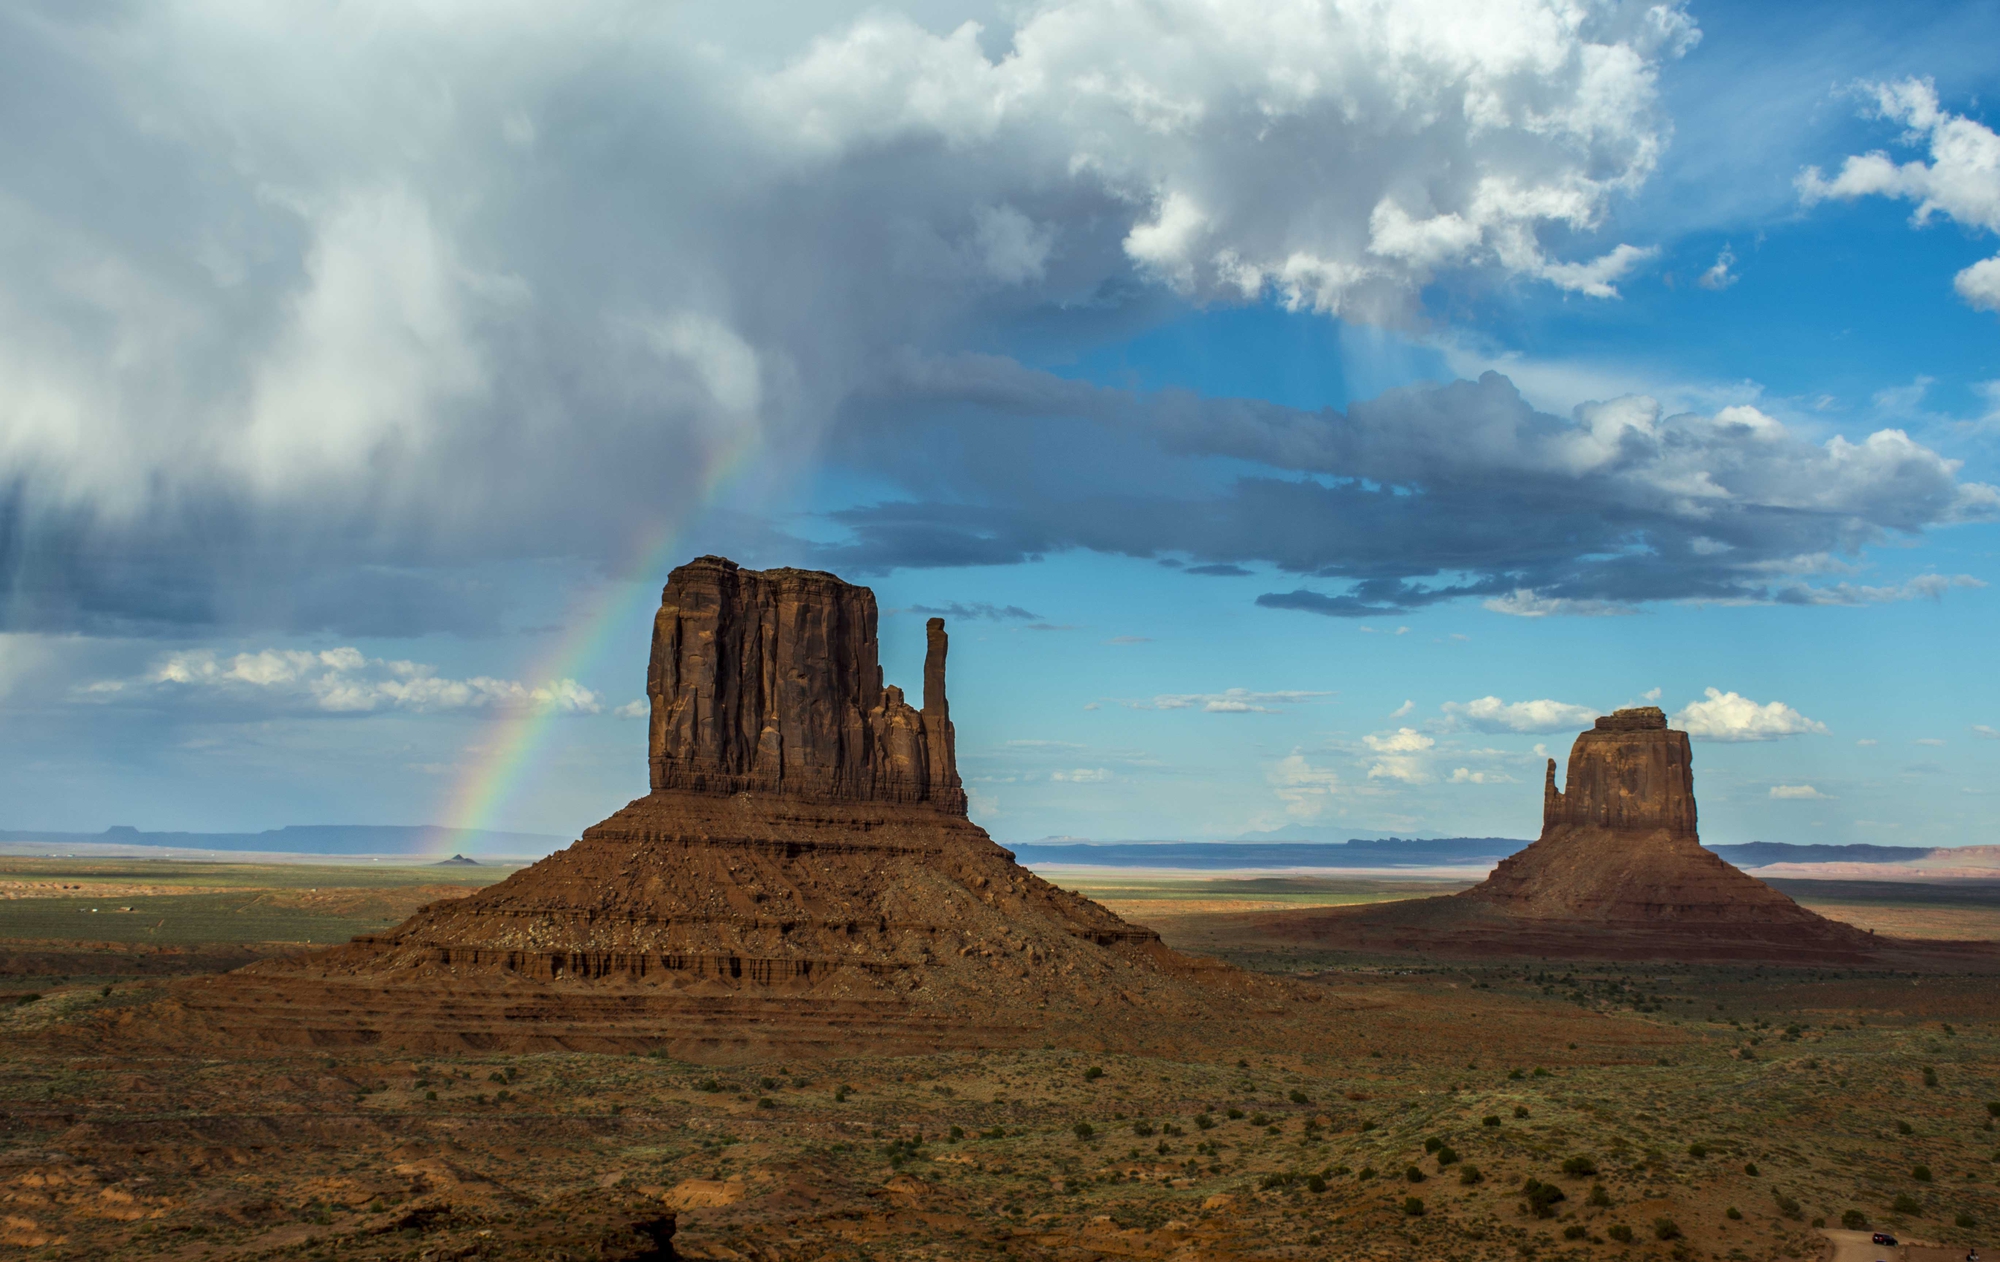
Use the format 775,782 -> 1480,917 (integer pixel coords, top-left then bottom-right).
2,0 -> 1998,852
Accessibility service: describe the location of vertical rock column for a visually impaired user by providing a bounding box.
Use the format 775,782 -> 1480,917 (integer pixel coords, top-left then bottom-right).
922,618 -> 966,816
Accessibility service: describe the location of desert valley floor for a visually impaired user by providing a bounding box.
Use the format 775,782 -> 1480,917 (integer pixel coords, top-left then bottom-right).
2,858 -> 1998,1262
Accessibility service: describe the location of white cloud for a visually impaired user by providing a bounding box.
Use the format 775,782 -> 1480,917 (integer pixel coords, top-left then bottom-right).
1271,750 -> 1341,820
1050,767 -> 1112,783
1364,727 -> 1435,782
1389,700 -> 1414,719
1697,245 -> 1738,291
1775,574 -> 1985,606
82,647 -> 600,716
1449,767 -> 1514,784
1974,725 -> 1999,740
1673,687 -> 1826,742
1484,590 -> 1638,618
614,699 -> 648,720
1769,784 -> 1829,800
1856,738 -> 1879,747
1642,687 -> 1662,702
1914,738 -> 1945,747
1799,78 -> 2000,313
1148,689 -> 1330,714
1441,695 -> 1599,734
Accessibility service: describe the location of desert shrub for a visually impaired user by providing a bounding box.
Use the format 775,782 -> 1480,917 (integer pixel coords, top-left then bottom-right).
1725,1206 -> 1741,1220
424,1090 -> 437,1101
1561,1156 -> 1598,1177
760,1076 -> 777,1090
1482,1114 -> 1501,1127
1986,1101 -> 2000,1118
1402,1196 -> 1426,1217
1923,1067 -> 1938,1087
981,1126 -> 1005,1139
1249,1112 -> 1270,1127
1357,1166 -> 1376,1180
1587,1183 -> 1612,1207
1772,1191 -> 1801,1219
1132,1120 -> 1154,1137
1405,1165 -> 1425,1183
1896,1120 -> 1914,1135
1360,1119 -> 1375,1132
1892,1194 -> 1920,1215
1194,1113 -> 1214,1130
488,1071 -> 506,1084
1226,1107 -> 1244,1120
1533,1067 -> 1551,1078
1607,1224 -> 1634,1243
1958,1212 -> 1978,1229
1514,1105 -> 1530,1119
1424,1136 -> 1443,1153
1459,1165 -> 1483,1186
948,1125 -> 964,1140
14,994 -> 39,1007
830,1084 -> 847,1102
1686,1142 -> 1707,1158
1163,1123 -> 1184,1137
1563,1225 -> 1587,1240
1289,1089 -> 1310,1104
1084,1065 -> 1103,1081
1437,1145 -> 1460,1166
756,1097 -> 775,1110
1508,1068 -> 1524,1080
1521,1179 -> 1566,1218
1743,1162 -> 1759,1176
1652,1217 -> 1681,1241
1912,1165 -> 1933,1183
1841,1209 -> 1867,1230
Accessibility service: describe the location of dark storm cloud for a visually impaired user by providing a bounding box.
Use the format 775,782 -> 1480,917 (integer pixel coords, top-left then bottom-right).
1,1 -> 1984,636
806,358 -> 1997,614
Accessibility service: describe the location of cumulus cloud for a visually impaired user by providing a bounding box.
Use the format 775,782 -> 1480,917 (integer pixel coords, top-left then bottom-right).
1389,700 -> 1415,719
81,647 -> 600,716
1672,688 -> 1826,742
1271,750 -> 1342,820
1449,767 -> 1514,784
1441,695 -> 1599,733
1364,727 -> 1436,782
1146,689 -> 1330,714
1973,724 -> 1999,740
1799,78 -> 2000,312
614,699 -> 649,720
1769,784 -> 1829,800
0,0 -> 1704,638
1697,245 -> 1738,291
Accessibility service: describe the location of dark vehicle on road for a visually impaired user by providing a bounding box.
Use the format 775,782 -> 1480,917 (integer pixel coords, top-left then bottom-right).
1871,1232 -> 1897,1246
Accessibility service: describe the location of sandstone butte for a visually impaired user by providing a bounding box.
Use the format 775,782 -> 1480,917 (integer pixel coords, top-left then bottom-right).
172,557 -> 1302,1059
1243,706 -> 1994,965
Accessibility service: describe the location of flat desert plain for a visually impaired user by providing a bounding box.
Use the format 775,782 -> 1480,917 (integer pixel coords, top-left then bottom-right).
2,859 -> 1997,1262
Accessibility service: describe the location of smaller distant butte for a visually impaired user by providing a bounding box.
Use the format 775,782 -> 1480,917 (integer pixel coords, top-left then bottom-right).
1241,706 -> 1998,966
173,557 -> 1298,1060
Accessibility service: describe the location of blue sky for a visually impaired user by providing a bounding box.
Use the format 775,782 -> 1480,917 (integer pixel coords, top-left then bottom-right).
1,0 -> 1996,851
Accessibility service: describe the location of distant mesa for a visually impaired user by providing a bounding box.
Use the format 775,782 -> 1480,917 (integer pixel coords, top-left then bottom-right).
181,557 -> 1285,1059
1242,707 -> 1993,965
432,853 -> 480,866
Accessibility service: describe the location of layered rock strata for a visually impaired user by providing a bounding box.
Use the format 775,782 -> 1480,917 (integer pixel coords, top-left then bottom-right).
182,558 -> 1284,1058
1243,708 -> 1890,963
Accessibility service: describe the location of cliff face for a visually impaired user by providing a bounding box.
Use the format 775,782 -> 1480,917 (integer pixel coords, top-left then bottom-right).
1541,707 -> 1697,837
646,557 -> 966,813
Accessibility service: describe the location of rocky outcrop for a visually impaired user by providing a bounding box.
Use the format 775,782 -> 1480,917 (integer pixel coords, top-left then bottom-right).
183,557 -> 1289,1059
1541,707 -> 1695,836
647,557 -> 964,813
1245,707 -> 1892,963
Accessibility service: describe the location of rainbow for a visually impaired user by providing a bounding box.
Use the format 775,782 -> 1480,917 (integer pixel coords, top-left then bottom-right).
428,434 -> 762,859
